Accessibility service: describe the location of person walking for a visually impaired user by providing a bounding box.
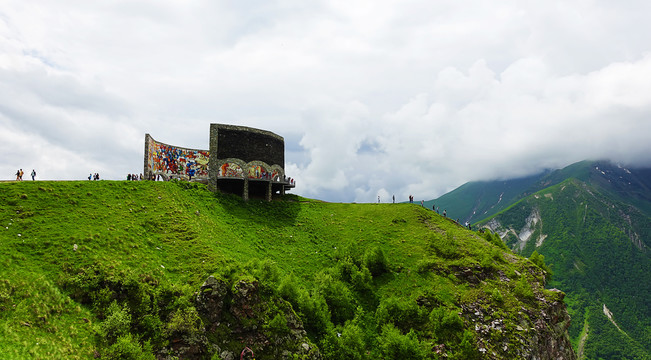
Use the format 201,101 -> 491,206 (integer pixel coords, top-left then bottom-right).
31,169 -> 36,181
19,169 -> 24,181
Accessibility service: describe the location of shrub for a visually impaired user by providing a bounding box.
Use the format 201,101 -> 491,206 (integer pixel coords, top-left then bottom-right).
97,301 -> 132,345
165,306 -> 203,342
335,258 -> 373,294
378,324 -> 425,360
103,333 -> 155,360
529,251 -> 552,281
278,273 -> 301,305
265,313 -> 291,336
482,230 -> 508,250
513,276 -> 535,302
336,321 -> 367,360
429,307 -> 464,342
375,297 -> 427,331
452,330 -> 480,360
252,259 -> 281,291
363,247 -> 389,277
296,291 -> 331,336
315,273 -> 356,325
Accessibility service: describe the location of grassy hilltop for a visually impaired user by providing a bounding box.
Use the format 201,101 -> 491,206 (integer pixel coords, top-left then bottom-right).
0,181 -> 573,359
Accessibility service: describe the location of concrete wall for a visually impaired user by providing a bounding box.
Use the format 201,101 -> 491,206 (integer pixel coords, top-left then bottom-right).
208,124 -> 286,193
212,124 -> 284,166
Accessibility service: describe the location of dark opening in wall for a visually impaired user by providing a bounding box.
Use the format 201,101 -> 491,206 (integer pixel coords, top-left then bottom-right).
216,179 -> 245,196
248,180 -> 270,199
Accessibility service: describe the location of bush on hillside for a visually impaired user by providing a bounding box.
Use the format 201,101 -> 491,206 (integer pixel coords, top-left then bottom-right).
315,273 -> 357,325
481,230 -> 508,250
333,257 -> 373,294
529,251 -> 553,281
97,301 -> 132,345
296,291 -> 331,337
363,247 -> 389,277
103,333 -> 155,360
333,321 -> 368,360
375,297 -> 428,331
429,306 -> 464,342
165,306 -> 204,342
378,324 -> 426,360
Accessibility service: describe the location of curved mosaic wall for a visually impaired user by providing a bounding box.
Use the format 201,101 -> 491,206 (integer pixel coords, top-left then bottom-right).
145,135 -> 210,180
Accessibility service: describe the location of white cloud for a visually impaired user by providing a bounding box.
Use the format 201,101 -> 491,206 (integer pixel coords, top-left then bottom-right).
1,1 -> 651,202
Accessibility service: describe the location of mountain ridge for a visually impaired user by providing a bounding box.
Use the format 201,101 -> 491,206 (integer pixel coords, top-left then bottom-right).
430,160 -> 651,359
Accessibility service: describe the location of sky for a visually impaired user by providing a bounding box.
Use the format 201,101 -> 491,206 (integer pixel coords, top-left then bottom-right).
2,1 -> 651,202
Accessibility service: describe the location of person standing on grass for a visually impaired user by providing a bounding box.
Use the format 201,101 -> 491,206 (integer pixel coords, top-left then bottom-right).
19,169 -> 24,181
31,169 -> 36,181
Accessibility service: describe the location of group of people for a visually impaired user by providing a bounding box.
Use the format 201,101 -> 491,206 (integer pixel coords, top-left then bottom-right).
88,173 -> 101,181
14,169 -> 36,181
284,176 -> 295,185
127,173 -> 144,181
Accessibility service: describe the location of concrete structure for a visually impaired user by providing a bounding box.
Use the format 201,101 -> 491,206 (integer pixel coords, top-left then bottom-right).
144,124 -> 294,201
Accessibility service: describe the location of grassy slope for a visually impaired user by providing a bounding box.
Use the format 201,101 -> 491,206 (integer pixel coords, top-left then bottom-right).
478,179 -> 651,359
1,180 -> 562,359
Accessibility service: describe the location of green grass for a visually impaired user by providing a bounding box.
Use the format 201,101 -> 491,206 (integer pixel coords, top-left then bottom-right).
0,180 -> 569,359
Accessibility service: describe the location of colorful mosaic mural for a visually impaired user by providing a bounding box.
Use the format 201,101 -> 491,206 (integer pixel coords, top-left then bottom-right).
147,137 -> 209,179
248,165 -> 265,179
219,162 -> 244,177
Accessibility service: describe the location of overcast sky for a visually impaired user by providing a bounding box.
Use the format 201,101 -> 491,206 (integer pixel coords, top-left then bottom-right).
2,1 -> 651,202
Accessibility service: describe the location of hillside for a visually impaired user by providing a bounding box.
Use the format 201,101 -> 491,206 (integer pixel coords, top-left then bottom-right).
0,180 -> 576,359
452,161 -> 651,359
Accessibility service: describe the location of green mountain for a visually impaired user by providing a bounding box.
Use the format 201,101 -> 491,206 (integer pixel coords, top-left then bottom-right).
425,170 -> 550,224
435,160 -> 651,359
0,180 -> 576,359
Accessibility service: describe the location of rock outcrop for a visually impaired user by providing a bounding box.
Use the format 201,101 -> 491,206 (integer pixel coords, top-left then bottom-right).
159,276 -> 321,360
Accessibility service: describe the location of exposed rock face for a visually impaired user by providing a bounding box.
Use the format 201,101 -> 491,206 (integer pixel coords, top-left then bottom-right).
524,289 -> 576,360
460,269 -> 576,360
195,275 -> 229,327
158,276 -> 321,360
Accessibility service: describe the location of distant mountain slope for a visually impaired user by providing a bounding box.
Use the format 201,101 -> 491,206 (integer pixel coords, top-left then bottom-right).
431,160 -> 651,224
434,160 -> 651,359
480,179 -> 651,359
425,171 -> 549,224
